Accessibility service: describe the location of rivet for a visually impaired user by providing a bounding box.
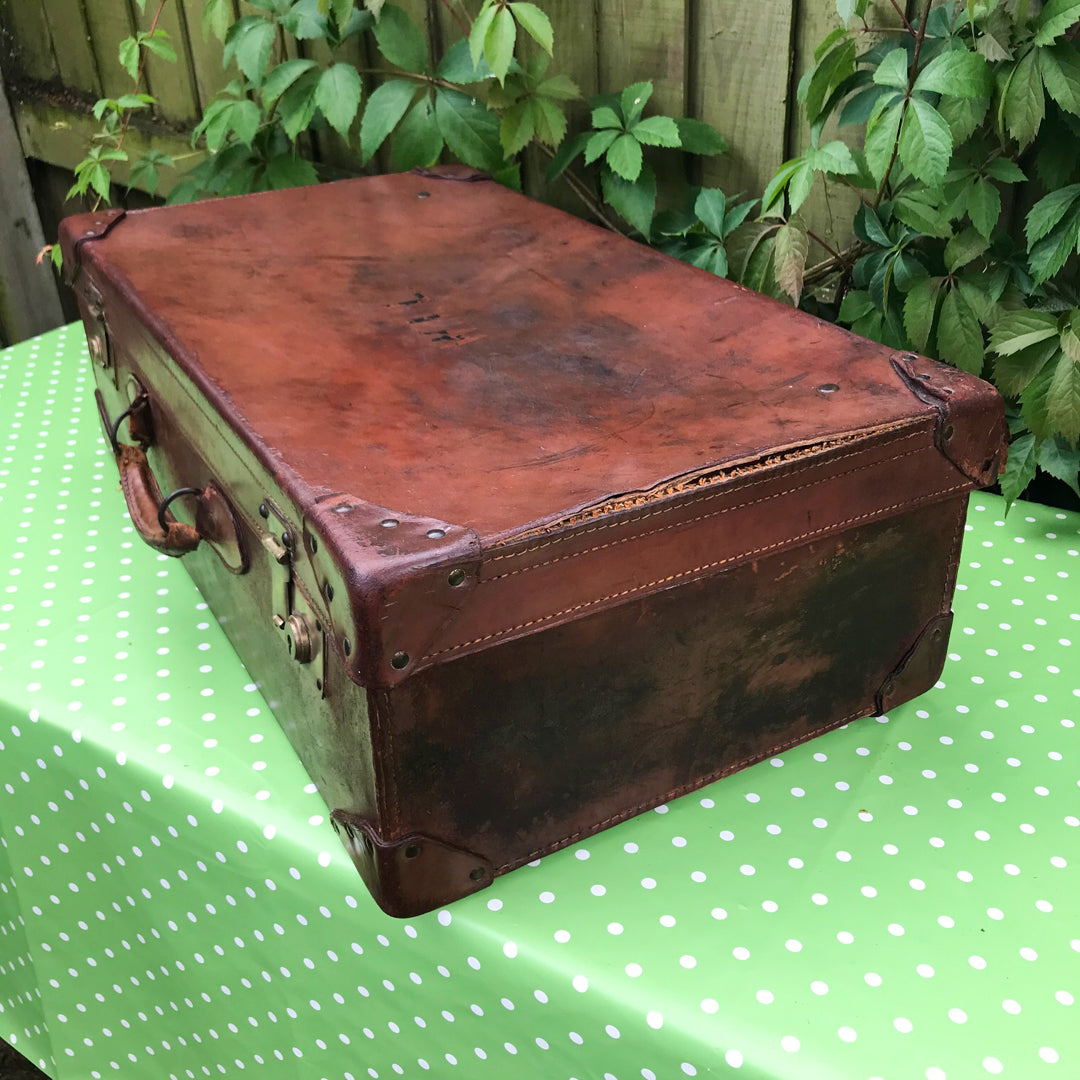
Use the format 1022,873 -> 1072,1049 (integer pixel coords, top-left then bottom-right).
426,528 -> 446,539
403,843 -> 422,859
816,383 -> 839,395
469,867 -> 486,881
391,651 -> 410,670
917,372 -> 932,381
309,534 -> 318,554
942,424 -> 954,441
380,518 -> 399,529
325,582 -> 334,602
342,637 -> 352,656
258,503 -> 269,519
447,568 -> 466,587
417,191 -> 430,199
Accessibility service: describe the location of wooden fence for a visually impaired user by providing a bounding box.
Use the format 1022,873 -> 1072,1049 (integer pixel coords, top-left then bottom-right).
0,0 -> 905,343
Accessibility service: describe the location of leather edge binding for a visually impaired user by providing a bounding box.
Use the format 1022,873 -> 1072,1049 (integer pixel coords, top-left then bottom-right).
60,208 -> 127,285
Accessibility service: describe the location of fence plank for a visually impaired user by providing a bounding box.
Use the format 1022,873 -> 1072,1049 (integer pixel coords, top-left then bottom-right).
135,0 -> 200,124
175,0 -> 234,113
82,0 -> 137,99
40,0 -> 102,96
0,75 -> 65,346
0,0 -> 59,83
694,0 -> 795,202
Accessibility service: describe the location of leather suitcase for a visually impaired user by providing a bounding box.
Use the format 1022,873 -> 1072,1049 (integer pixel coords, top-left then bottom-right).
61,168 -> 1007,916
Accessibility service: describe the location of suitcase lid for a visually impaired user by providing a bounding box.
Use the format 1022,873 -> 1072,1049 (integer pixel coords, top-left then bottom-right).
62,170 -> 1005,687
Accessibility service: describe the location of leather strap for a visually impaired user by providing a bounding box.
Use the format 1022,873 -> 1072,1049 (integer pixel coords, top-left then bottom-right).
116,443 -> 201,556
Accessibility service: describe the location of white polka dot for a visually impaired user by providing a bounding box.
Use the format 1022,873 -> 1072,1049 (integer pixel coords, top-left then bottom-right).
724,1049 -> 743,1068
646,1010 -> 663,1029
982,1057 -> 1003,1074
894,1017 -> 913,1034
701,998 -> 719,1014
780,1036 -> 800,1053
1039,1047 -> 1060,1064
838,1026 -> 856,1042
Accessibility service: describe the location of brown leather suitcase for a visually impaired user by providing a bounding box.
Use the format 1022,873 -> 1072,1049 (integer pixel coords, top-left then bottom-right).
61,168 -> 1007,916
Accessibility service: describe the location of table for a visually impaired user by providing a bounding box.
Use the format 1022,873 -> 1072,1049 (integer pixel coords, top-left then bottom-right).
1,325 -> 1078,1080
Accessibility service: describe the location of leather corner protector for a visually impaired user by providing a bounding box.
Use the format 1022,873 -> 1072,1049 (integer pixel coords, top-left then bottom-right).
890,353 -> 1007,487
65,209 -> 128,284
874,611 -> 953,716
306,494 -> 482,689
330,812 -> 493,917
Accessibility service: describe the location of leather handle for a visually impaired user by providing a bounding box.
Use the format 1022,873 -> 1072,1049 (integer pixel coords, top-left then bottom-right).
116,442 -> 202,557
97,388 -> 202,558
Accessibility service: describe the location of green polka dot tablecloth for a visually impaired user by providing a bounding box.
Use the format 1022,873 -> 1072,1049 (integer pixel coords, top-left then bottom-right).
1,325 -> 1078,1080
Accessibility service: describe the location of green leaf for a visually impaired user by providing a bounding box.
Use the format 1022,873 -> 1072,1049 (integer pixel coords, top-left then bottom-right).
374,2 -> 428,71
278,68 -> 322,139
1029,213 -> 1080,284
546,129 -> 590,180
674,118 -> 727,156
1025,184 -> 1080,246
390,93 -> 443,170
360,79 -> 416,164
606,133 -> 643,182
203,0 -> 232,42
264,151 -> 320,188
365,0 -> 387,15
316,63 -> 363,138
468,4 -> 497,70
484,6 -> 517,84
903,275 -> 945,351
677,238 -> 728,278
1000,433 -> 1037,504
435,88 -> 503,171
694,188 -> 727,238
620,81 -> 653,127
229,98 -> 261,146
774,217 -> 809,305
281,0 -> 328,39
914,49 -> 991,99
1041,45 -> 1080,115
508,2 -> 553,54
128,154 -> 161,195
437,38 -> 494,82
537,75 -> 580,101
989,310 -> 1061,356
499,101 -> 534,156
1002,49 -> 1045,147
984,157 -> 1026,183
118,37 -> 139,81
331,0 -> 354,25
806,139 -> 857,175
584,128 -> 619,165
937,287 -> 984,373
223,16 -> 276,85
894,190 -> 952,238
601,164 -> 656,238
591,105 -> 622,130
261,59 -> 319,107
859,205 -> 892,248
873,47 -> 911,90
787,162 -> 815,215
1021,359 -> 1057,438
838,289 -> 875,322
899,98 -> 953,186
143,29 -> 176,63
631,115 -> 680,147
532,97 -> 567,147
966,177 -> 1001,239
865,101 -> 904,182
1047,353 -> 1080,440
760,158 -> 803,218
803,39 -> 856,123
1037,435 -> 1080,498
1035,0 -> 1080,45
945,226 -> 990,272
937,94 -> 989,145
993,339 -> 1059,396
721,197 -> 758,237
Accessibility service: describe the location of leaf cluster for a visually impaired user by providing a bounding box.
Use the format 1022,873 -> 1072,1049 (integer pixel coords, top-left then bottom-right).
759,0 -> 1080,507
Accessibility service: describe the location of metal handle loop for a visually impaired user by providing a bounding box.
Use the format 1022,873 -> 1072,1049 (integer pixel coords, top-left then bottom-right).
158,487 -> 203,533
108,402 -> 137,454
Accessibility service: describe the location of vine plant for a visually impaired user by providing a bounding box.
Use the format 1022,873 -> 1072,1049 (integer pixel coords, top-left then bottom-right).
62,0 -> 729,251
759,0 -> 1080,505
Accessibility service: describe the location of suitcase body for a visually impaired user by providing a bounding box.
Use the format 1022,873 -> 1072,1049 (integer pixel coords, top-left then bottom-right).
61,169 -> 1007,916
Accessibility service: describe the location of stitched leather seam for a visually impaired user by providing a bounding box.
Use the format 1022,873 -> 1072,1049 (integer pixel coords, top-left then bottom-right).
488,437 -> 936,582
494,706 -> 869,872
424,482 -> 970,662
488,424 -> 928,563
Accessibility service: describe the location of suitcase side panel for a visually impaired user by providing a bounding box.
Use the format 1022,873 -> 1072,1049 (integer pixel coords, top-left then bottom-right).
378,496 -> 966,880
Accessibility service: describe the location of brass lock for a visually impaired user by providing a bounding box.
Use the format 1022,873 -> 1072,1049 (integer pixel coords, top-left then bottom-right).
285,613 -> 315,664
